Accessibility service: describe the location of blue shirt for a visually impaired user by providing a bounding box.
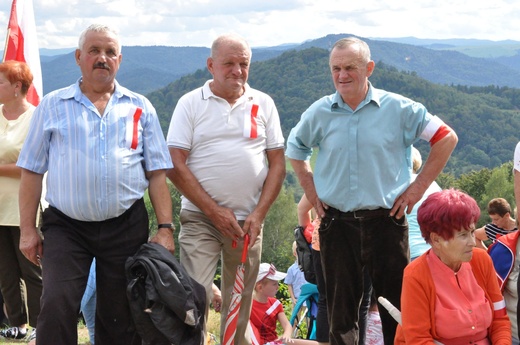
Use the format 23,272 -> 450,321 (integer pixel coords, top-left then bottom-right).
286,82 -> 434,212
408,175 -> 442,259
285,261 -> 307,300
17,79 -> 172,221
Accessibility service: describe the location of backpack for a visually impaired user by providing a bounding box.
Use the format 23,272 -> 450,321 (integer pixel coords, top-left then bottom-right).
294,226 -> 316,284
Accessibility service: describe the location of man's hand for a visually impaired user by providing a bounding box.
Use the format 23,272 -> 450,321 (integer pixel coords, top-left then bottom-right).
211,284 -> 222,313
312,197 -> 328,219
207,205 -> 245,239
20,226 -> 43,266
149,228 -> 176,254
242,211 -> 264,248
390,180 -> 427,219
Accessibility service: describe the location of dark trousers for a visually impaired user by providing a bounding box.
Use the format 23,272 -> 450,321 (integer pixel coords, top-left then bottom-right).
320,208 -> 409,345
312,249 -> 329,343
0,226 -> 42,327
36,199 -> 148,345
358,268 -> 372,345
314,249 -> 372,344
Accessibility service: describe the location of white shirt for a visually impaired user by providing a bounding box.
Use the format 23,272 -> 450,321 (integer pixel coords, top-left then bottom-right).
0,106 -> 34,225
166,80 -> 284,220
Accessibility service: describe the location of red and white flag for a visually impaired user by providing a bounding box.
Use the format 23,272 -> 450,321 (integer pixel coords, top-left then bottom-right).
3,0 -> 42,106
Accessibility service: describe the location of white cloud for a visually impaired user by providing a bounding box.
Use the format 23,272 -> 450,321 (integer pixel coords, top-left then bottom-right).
1,0 -> 520,51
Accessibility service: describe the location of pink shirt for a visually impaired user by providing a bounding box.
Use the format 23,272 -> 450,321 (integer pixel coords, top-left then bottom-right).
427,251 -> 492,345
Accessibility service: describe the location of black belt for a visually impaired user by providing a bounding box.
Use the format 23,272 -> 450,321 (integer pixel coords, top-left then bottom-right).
327,207 -> 390,219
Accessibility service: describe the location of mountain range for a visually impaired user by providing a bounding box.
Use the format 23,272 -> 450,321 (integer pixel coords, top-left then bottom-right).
5,34 -> 520,175
145,45 -> 520,177
23,34 -> 520,96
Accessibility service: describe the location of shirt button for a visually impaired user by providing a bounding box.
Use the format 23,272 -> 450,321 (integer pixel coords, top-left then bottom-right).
471,326 -> 475,330
468,309 -> 472,313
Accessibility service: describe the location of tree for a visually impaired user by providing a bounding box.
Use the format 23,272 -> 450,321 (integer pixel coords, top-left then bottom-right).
454,168 -> 492,206
479,162 -> 515,226
436,172 -> 456,190
260,186 -> 299,271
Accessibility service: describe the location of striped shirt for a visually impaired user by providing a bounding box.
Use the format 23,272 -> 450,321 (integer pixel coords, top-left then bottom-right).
485,223 -> 518,242
17,79 -> 172,222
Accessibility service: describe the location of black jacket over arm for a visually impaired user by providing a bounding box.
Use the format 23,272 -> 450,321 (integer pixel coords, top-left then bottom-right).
126,243 -> 206,345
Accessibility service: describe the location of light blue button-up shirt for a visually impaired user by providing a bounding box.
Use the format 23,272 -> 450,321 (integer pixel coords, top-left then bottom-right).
286,82 -> 435,212
17,79 -> 172,221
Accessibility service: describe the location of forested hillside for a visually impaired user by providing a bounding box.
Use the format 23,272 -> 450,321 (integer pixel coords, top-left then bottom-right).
148,47 -> 520,176
39,34 -> 520,95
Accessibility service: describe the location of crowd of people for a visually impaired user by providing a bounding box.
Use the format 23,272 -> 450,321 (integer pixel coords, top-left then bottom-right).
0,22 -> 519,345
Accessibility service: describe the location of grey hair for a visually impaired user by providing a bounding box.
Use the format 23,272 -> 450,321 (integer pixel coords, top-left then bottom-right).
330,37 -> 371,63
78,24 -> 121,52
210,33 -> 252,60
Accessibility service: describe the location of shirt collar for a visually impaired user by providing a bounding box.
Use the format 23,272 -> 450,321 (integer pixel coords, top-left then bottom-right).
330,81 -> 381,111
201,79 -> 251,101
59,78 -> 128,101
427,248 -> 472,275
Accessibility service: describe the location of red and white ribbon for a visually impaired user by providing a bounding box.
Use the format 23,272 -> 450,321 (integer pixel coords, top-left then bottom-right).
125,106 -> 142,150
243,104 -> 259,138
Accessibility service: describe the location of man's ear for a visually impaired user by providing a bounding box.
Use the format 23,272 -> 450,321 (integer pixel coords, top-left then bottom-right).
207,57 -> 214,74
366,60 -> 375,77
75,49 -> 81,65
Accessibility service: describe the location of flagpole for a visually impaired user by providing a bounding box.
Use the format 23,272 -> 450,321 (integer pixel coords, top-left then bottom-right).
2,0 -> 16,62
2,27 -> 10,61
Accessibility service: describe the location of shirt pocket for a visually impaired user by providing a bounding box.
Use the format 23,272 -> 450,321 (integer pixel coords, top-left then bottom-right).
435,299 -> 492,340
120,105 -> 143,150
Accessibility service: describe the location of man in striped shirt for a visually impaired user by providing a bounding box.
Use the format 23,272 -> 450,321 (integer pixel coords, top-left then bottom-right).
17,24 -> 174,345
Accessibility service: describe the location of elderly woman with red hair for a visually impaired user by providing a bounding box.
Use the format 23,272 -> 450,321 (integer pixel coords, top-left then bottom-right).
0,60 -> 42,342
395,189 -> 511,345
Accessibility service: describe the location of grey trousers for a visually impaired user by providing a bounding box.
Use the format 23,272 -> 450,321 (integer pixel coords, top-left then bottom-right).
179,209 -> 263,345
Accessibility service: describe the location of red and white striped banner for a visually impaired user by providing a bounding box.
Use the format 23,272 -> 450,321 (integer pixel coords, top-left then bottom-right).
3,0 -> 42,106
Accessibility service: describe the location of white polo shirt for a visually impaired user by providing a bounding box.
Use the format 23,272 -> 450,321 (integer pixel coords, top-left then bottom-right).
166,80 -> 285,220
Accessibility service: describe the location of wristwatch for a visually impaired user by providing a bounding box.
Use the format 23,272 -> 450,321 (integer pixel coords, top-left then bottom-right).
158,223 -> 175,233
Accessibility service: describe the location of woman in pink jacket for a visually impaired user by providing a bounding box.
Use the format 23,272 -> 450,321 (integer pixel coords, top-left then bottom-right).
395,189 -> 511,345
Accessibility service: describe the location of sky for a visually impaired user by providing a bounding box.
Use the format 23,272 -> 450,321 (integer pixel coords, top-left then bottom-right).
1,0 -> 520,51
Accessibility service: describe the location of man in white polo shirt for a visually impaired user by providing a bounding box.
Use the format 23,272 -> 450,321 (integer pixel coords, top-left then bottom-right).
166,33 -> 286,345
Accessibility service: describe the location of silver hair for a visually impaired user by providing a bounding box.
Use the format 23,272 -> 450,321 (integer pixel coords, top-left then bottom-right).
78,24 -> 121,52
330,37 -> 371,63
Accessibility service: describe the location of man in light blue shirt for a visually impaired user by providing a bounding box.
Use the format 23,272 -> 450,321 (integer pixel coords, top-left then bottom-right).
286,37 -> 458,345
17,24 -> 174,345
